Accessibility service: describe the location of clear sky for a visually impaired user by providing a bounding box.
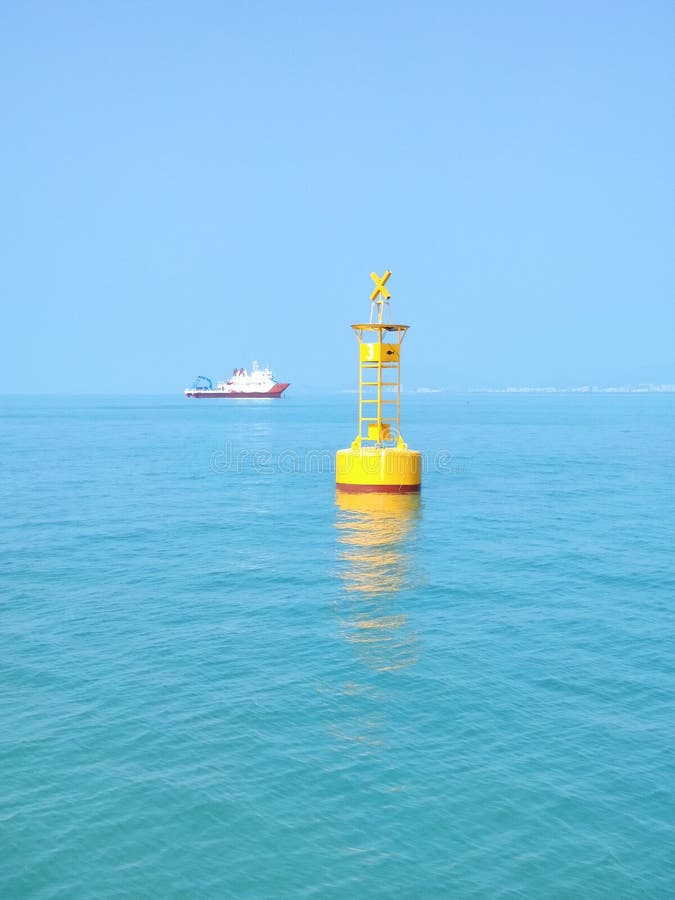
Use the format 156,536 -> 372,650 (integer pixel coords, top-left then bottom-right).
2,0 -> 673,392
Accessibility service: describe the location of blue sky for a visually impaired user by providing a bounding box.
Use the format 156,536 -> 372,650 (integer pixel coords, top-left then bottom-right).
2,0 -> 673,392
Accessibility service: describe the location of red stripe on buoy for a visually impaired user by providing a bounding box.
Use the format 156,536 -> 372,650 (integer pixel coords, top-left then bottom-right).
335,482 -> 421,494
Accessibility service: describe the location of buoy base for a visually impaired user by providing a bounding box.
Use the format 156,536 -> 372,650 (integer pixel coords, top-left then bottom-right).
335,447 -> 422,493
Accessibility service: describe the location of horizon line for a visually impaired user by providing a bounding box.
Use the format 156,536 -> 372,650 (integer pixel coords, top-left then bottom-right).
1,383 -> 674,398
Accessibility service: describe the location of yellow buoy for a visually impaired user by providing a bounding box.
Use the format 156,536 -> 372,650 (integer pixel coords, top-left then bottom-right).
335,271 -> 422,494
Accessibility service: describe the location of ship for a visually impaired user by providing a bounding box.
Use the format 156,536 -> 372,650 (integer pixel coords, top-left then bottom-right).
184,361 -> 289,398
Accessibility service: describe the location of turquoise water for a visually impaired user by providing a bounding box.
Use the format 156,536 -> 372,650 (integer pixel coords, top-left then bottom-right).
2,393 -> 674,898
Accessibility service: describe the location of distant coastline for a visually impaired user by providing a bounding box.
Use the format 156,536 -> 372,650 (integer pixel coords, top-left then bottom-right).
468,384 -> 675,394
337,384 -> 675,395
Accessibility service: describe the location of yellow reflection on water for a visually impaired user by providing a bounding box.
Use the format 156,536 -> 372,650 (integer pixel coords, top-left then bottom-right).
335,492 -> 421,673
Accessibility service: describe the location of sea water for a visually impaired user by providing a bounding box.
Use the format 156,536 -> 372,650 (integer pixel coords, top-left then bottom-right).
1,393 -> 673,898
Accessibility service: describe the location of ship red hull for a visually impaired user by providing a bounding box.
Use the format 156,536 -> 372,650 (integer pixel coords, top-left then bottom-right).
185,383 -> 289,398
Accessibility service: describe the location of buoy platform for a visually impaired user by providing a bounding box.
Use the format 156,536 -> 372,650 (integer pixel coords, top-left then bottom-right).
335,271 -> 422,494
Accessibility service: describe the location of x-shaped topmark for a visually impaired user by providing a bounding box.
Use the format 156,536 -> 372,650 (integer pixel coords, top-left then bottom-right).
369,270 -> 392,302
